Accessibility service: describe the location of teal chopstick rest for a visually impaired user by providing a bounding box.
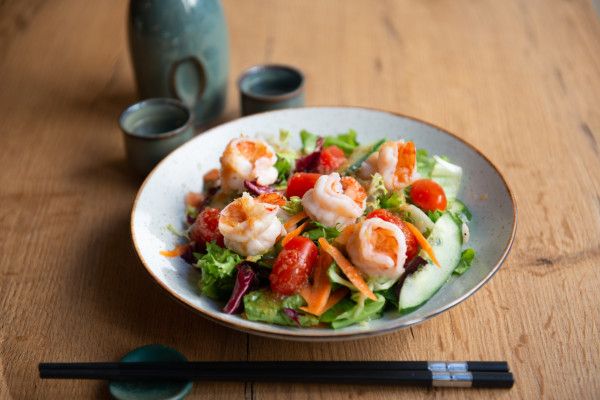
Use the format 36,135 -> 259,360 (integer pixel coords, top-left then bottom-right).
109,344 -> 193,400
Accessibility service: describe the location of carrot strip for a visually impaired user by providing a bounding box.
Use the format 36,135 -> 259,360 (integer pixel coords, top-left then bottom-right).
185,192 -> 205,208
203,168 -> 220,183
321,288 -> 349,313
404,221 -> 441,268
159,243 -> 190,258
284,211 -> 308,231
318,237 -> 377,301
281,222 -> 308,247
299,252 -> 333,315
256,192 -> 287,207
334,224 -> 355,246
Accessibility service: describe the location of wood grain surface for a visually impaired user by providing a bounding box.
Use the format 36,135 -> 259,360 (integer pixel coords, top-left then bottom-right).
1,0 -> 599,398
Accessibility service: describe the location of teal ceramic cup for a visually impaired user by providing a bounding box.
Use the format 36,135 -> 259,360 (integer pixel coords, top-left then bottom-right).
128,0 -> 229,128
238,64 -> 305,116
120,98 -> 194,175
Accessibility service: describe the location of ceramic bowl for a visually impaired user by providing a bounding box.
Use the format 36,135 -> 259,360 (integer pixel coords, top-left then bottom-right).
131,107 -> 516,341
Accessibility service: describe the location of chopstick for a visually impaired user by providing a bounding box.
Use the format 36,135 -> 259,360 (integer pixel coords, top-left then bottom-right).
39,361 -> 514,388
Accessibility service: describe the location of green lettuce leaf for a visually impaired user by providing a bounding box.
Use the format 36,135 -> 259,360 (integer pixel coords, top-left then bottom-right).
377,286 -> 399,309
327,263 -> 357,291
453,248 -> 475,275
416,149 -> 436,177
320,293 -> 386,329
282,196 -> 303,215
319,298 -> 355,323
379,192 -> 404,211
323,129 -> 359,155
303,222 -> 341,241
426,210 -> 444,223
195,243 -> 243,299
365,172 -> 387,212
243,290 -> 319,327
300,130 -> 319,154
274,151 -> 296,183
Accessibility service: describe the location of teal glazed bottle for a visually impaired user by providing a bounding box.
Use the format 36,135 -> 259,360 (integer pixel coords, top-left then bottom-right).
128,0 -> 229,127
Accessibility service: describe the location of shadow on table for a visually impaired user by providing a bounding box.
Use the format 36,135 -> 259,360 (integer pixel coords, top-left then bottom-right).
65,208 -> 248,358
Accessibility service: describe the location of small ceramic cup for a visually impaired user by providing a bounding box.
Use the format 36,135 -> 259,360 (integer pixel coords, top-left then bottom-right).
120,98 -> 194,175
238,64 -> 305,116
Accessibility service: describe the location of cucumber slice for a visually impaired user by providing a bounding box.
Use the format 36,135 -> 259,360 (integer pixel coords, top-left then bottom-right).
399,204 -> 435,235
399,213 -> 462,313
447,199 -> 472,222
431,156 -> 463,200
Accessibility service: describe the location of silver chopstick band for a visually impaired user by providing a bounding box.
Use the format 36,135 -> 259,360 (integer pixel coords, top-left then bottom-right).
427,361 -> 469,372
431,371 -> 473,388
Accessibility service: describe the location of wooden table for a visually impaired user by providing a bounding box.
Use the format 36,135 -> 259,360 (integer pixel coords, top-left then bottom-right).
1,0 -> 599,398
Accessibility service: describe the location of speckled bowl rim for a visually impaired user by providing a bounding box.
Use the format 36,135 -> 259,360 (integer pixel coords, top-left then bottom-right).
130,106 -> 517,341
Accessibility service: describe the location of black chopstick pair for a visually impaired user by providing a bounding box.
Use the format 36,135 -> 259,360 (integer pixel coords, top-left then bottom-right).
39,361 -> 514,389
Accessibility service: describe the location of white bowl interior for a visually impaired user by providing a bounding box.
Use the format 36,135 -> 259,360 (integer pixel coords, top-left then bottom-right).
131,107 -> 515,340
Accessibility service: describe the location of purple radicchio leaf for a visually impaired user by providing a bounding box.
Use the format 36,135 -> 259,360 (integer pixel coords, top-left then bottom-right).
179,244 -> 195,264
243,180 -> 275,196
404,256 -> 427,274
294,137 -> 324,172
282,308 -> 302,327
223,262 -> 260,314
186,213 -> 197,225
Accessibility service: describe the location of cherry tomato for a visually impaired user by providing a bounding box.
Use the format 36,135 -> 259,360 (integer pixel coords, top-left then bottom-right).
409,179 -> 447,212
285,172 -> 321,198
318,145 -> 347,174
367,209 -> 418,262
270,236 -> 318,295
189,208 -> 224,248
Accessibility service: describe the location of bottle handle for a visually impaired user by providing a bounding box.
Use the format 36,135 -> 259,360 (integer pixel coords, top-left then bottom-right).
168,56 -> 207,108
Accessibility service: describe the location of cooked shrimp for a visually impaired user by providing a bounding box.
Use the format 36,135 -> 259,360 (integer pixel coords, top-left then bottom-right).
377,140 -> 417,190
346,217 -> 407,280
218,192 -> 284,256
301,173 -> 367,228
358,151 -> 379,179
220,138 -> 278,192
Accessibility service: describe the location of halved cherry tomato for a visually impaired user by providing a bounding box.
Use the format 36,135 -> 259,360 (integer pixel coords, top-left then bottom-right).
318,145 -> 347,174
285,172 -> 321,198
409,179 -> 447,212
189,208 -> 224,248
270,236 -> 318,295
367,209 -> 418,262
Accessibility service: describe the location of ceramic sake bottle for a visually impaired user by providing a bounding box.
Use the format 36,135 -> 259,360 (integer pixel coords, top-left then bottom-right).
128,0 -> 229,127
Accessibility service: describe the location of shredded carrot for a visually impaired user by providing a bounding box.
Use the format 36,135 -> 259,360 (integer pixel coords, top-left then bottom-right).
334,224 -> 355,246
404,221 -> 441,268
256,192 -> 287,207
299,252 -> 333,315
281,221 -> 308,246
318,237 -> 377,301
159,243 -> 190,258
203,168 -> 220,184
321,287 -> 349,313
284,211 -> 308,231
185,192 -> 205,208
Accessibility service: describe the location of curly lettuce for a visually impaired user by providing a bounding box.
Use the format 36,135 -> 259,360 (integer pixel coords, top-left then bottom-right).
195,243 -> 243,300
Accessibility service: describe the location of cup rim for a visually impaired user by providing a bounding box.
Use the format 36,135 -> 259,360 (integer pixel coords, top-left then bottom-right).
237,64 -> 305,102
119,97 -> 193,141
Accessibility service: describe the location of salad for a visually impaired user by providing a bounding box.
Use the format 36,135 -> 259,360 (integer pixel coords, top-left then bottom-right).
161,130 -> 475,329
